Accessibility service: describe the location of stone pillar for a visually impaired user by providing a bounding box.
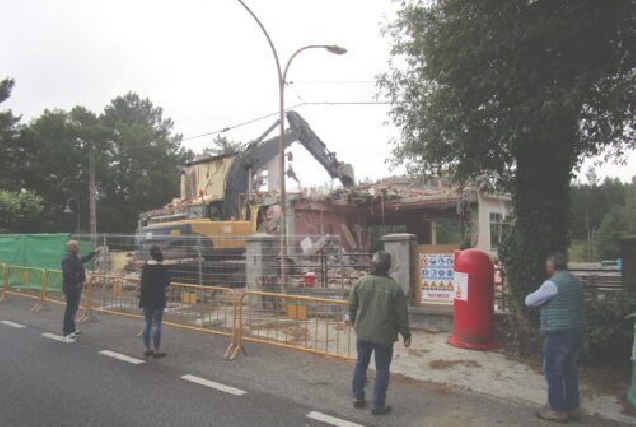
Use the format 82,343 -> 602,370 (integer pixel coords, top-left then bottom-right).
245,234 -> 278,291
381,233 -> 417,306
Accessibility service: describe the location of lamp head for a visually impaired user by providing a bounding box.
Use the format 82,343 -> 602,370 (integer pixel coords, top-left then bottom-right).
325,45 -> 347,55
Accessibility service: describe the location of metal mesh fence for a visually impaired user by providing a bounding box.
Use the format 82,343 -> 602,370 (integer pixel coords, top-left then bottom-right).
240,291 -> 352,358
67,234 -> 373,299
86,272 -> 237,336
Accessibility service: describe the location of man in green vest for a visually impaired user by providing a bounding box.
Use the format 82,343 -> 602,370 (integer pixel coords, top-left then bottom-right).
349,251 -> 411,415
526,252 -> 586,423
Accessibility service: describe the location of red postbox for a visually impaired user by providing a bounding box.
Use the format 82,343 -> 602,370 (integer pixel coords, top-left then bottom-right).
448,248 -> 497,350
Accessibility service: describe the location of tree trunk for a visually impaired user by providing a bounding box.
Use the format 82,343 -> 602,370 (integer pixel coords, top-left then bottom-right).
503,128 -> 575,354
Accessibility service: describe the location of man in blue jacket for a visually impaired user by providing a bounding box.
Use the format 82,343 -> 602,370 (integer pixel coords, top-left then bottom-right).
526,252 -> 586,423
62,240 -> 98,341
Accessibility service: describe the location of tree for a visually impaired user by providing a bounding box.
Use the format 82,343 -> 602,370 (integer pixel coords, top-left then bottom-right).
0,78 -> 22,190
595,185 -> 636,259
97,92 -> 186,233
203,134 -> 244,156
14,107 -> 98,232
569,177 -> 627,242
0,190 -> 44,233
380,0 -> 635,321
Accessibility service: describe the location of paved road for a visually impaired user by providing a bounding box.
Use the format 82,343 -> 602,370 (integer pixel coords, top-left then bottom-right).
1,326 -> 351,427
0,296 -> 629,427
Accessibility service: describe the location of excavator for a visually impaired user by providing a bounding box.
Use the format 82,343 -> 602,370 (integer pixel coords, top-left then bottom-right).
136,111 -> 355,286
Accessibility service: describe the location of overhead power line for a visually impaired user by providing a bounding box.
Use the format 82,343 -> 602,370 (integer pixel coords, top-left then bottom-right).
181,101 -> 392,142
288,80 -> 377,85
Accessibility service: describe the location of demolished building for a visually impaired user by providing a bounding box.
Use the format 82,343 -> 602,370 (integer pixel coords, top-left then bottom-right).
285,175 -> 512,258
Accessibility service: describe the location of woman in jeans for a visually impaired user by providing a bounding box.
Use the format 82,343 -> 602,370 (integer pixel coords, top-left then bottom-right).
139,245 -> 170,358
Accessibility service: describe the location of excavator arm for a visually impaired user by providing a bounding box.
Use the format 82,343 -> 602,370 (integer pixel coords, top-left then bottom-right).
285,111 -> 355,187
223,110 -> 355,219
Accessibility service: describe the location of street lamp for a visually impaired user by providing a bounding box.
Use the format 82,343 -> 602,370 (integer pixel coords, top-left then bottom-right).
63,196 -> 81,235
234,0 -> 347,288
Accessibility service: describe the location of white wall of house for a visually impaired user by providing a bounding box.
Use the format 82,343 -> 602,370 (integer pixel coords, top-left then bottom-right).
476,191 -> 513,257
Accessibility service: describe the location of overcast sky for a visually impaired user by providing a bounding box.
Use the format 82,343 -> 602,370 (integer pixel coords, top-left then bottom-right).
2,0 -> 634,189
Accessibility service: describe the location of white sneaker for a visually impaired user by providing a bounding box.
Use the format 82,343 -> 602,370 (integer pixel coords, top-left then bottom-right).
65,334 -> 77,342
72,330 -> 81,336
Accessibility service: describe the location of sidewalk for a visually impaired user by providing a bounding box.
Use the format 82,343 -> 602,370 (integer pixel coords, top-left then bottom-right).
391,329 -> 636,425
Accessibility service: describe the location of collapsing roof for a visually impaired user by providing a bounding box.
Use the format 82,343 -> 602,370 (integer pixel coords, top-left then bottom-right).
292,175 -> 462,211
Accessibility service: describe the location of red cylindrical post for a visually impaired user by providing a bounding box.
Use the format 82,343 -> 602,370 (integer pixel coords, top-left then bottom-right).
448,248 -> 497,350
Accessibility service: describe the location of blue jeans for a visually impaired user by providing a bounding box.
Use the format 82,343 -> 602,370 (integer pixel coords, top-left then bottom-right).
543,329 -> 584,412
143,308 -> 163,351
352,340 -> 394,409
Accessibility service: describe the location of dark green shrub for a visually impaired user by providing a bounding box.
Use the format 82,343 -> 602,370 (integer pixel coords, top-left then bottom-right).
580,290 -> 636,367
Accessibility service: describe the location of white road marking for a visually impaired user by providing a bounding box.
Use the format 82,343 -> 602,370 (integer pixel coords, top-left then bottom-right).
306,411 -> 364,427
0,320 -> 26,328
41,332 -> 72,342
180,374 -> 246,396
98,350 -> 145,365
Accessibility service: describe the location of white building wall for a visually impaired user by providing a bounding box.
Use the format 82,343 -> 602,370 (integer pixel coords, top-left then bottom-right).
476,191 -> 513,257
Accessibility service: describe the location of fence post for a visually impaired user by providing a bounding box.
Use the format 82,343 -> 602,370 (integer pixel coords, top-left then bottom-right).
225,290 -> 247,360
31,269 -> 48,312
0,264 -> 8,302
197,235 -> 203,287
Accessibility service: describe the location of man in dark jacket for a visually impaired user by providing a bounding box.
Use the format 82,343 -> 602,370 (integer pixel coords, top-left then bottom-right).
526,252 -> 586,423
62,240 -> 98,340
349,251 -> 411,415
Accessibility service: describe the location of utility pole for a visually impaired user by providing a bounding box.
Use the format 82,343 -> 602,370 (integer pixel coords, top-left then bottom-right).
89,142 -> 96,241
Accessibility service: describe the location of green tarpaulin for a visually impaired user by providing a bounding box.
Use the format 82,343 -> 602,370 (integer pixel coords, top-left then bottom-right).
0,234 -> 95,291
0,234 -> 70,269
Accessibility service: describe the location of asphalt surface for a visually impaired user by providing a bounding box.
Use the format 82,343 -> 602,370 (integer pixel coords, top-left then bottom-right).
0,296 -> 630,427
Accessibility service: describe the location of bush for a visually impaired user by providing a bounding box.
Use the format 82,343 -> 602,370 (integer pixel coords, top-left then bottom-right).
580,290 -> 636,367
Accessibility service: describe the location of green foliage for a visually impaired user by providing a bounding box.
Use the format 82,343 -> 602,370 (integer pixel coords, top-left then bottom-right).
203,135 -> 244,156
0,78 -> 23,190
2,90 -> 188,234
0,190 -> 44,233
569,176 -> 627,242
581,291 -> 636,367
595,186 -> 636,259
381,0 -> 635,323
97,92 -> 186,233
568,239 -> 597,263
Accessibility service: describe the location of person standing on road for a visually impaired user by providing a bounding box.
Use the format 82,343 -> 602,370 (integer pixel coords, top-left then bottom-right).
526,252 -> 586,423
349,251 -> 411,415
139,245 -> 170,359
62,240 -> 98,341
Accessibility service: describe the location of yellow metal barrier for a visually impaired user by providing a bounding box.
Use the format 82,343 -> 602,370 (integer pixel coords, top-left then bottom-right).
0,263 -> 8,302
30,269 -> 48,312
4,266 -> 47,311
77,275 -> 96,324
0,264 -> 354,361
239,291 -> 353,360
87,273 -> 237,337
225,289 -> 247,360
43,269 -> 64,303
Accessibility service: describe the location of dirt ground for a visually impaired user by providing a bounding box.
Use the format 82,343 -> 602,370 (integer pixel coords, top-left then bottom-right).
387,329 -> 636,425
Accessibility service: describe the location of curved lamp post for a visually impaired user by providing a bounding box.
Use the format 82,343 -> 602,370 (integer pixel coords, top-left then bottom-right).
234,0 -> 346,288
